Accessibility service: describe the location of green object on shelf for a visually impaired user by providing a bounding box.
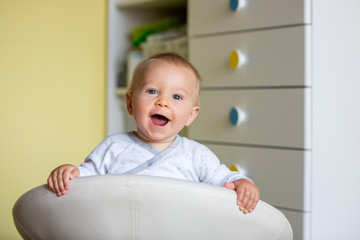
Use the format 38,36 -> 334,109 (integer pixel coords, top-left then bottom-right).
131,16 -> 184,47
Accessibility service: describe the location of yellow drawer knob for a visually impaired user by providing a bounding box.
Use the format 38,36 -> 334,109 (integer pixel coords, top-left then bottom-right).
229,50 -> 246,69
229,164 -> 247,176
229,165 -> 239,172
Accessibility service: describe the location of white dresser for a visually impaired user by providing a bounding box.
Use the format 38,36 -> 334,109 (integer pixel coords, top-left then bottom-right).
187,0 -> 360,239
108,0 -> 360,239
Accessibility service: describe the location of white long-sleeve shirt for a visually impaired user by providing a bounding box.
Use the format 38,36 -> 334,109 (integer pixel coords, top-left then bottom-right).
78,132 -> 246,187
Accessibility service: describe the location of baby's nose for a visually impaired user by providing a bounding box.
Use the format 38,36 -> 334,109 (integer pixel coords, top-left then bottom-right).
156,98 -> 169,108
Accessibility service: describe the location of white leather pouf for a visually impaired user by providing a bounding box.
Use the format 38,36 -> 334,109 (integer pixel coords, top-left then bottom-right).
13,175 -> 292,240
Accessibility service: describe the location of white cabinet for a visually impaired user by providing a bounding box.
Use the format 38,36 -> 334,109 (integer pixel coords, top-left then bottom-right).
108,0 -> 360,239
188,0 -> 360,239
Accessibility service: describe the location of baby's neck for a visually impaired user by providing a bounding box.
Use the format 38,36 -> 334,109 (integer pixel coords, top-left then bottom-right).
149,141 -> 173,152
134,132 -> 175,152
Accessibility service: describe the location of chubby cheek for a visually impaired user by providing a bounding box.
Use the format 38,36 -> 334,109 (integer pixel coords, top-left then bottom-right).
132,99 -> 149,123
133,106 -> 147,122
176,106 -> 195,125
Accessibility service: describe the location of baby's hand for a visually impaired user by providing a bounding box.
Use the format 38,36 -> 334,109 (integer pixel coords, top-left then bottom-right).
47,164 -> 79,196
225,179 -> 260,214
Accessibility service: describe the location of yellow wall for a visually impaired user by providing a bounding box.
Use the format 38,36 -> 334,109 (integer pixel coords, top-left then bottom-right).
0,0 -> 106,238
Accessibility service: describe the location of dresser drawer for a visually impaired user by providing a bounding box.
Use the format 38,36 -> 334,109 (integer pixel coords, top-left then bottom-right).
281,210 -> 310,240
188,89 -> 311,149
189,0 -> 311,36
189,26 -> 311,88
206,144 -> 311,211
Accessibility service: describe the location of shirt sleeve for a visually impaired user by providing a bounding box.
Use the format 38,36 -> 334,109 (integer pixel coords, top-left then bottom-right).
77,139 -> 111,177
193,143 -> 251,187
77,134 -> 129,177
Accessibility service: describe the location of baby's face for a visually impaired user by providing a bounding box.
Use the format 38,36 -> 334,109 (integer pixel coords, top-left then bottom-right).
127,61 -> 200,144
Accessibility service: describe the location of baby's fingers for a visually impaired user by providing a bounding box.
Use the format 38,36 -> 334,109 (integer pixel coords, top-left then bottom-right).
56,168 -> 68,195
250,190 -> 260,211
224,182 -> 236,190
48,170 -> 61,196
244,194 -> 255,213
236,186 -> 245,206
243,190 -> 260,213
240,189 -> 252,213
47,174 -> 55,192
62,170 -> 72,190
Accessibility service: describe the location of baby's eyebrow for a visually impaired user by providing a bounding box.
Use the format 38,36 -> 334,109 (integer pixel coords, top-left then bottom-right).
174,88 -> 189,96
141,83 -> 157,89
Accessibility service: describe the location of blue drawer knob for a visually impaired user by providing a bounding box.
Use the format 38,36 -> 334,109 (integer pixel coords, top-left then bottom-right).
229,0 -> 246,12
229,107 -> 246,126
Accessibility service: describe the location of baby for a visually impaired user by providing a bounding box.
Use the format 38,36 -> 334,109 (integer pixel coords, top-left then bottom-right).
48,53 -> 259,213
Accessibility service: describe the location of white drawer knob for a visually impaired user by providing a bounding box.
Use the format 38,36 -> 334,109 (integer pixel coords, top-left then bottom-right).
229,0 -> 246,12
229,107 -> 246,126
229,50 -> 246,69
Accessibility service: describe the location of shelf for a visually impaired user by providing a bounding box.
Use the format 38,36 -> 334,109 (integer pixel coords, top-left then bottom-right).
117,0 -> 186,10
116,88 -> 128,96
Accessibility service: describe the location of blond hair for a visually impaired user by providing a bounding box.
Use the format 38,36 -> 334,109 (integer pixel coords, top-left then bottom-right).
127,52 -> 201,105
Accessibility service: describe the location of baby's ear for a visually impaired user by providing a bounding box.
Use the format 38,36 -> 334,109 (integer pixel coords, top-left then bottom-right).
125,92 -> 133,115
185,105 -> 200,127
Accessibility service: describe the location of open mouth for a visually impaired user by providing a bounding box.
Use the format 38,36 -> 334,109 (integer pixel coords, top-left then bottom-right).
151,114 -> 169,126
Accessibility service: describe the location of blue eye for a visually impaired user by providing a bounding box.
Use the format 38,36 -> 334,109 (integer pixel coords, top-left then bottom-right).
173,94 -> 183,100
146,89 -> 157,95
